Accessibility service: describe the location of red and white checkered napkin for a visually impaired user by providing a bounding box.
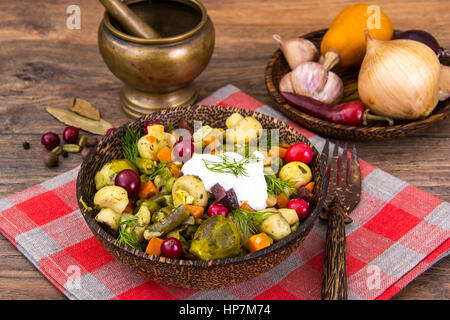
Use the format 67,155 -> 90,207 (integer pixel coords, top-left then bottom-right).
0,85 -> 448,300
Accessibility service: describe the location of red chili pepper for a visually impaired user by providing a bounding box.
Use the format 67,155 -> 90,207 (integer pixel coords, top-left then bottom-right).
280,91 -> 393,126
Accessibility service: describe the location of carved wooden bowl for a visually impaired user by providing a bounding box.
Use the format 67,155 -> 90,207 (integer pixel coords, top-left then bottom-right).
76,105 -> 327,289
265,29 -> 450,141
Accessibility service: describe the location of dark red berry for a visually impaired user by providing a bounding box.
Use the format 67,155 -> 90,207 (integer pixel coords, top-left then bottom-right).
105,128 -> 116,136
63,126 -> 79,143
115,169 -> 141,197
207,204 -> 229,217
41,132 -> 60,150
172,140 -> 194,162
287,198 -> 310,219
160,237 -> 183,259
144,122 -> 162,135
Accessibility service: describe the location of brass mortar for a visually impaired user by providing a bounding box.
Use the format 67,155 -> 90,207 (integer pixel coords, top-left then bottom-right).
98,0 -> 215,118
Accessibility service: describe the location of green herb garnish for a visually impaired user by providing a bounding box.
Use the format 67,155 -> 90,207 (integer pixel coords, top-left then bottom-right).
166,121 -> 175,133
117,215 -> 142,250
265,175 -> 296,196
147,160 -> 172,181
79,196 -> 92,211
232,208 -> 277,239
203,154 -> 259,177
121,127 -> 141,162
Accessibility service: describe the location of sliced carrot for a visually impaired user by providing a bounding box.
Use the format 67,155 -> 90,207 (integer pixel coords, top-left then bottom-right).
187,205 -> 204,219
240,201 -> 254,212
145,237 -> 164,256
123,200 -> 135,214
305,182 -> 315,192
269,146 -> 288,159
169,163 -> 182,177
157,146 -> 172,162
204,134 -> 215,146
246,233 -> 272,252
147,135 -> 156,143
203,135 -> 217,155
204,145 -> 216,155
276,193 -> 290,209
280,142 -> 291,149
138,180 -> 158,199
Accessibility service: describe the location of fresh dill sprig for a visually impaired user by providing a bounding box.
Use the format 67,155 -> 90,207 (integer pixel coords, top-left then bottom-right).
121,127 -> 141,162
203,154 -> 259,177
166,121 -> 175,133
232,208 -> 277,239
117,215 -> 141,250
265,175 -> 296,196
147,160 -> 172,181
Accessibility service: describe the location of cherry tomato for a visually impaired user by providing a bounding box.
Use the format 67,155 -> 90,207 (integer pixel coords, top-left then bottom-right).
172,140 -> 194,162
207,204 -> 229,217
144,122 -> 162,135
63,126 -> 79,143
160,237 -> 183,259
115,169 -> 141,197
285,143 -> 313,164
105,128 -> 116,136
41,132 -> 60,150
287,198 -> 310,219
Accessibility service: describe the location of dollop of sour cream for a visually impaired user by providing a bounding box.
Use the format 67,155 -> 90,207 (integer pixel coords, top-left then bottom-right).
181,151 -> 268,210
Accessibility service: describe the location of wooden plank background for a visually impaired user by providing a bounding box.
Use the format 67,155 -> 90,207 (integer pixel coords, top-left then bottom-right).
0,0 -> 448,299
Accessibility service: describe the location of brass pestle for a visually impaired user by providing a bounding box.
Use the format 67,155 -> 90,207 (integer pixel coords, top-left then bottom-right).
98,0 -> 159,39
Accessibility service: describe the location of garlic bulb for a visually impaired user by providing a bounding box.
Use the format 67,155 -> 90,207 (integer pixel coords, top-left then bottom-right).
273,35 -> 318,69
313,71 -> 345,104
358,32 -> 442,120
279,73 -> 294,93
280,62 -> 344,104
292,62 -> 328,96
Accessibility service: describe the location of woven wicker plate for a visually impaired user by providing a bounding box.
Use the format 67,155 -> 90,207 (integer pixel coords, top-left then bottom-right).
265,29 -> 450,141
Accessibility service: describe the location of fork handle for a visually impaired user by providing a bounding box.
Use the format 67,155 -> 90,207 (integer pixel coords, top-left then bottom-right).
322,199 -> 348,300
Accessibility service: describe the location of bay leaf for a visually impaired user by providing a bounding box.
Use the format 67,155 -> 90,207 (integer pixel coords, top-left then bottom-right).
46,107 -> 113,135
69,97 -> 101,121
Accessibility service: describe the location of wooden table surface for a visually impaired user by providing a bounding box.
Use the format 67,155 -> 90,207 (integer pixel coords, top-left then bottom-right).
0,0 -> 448,300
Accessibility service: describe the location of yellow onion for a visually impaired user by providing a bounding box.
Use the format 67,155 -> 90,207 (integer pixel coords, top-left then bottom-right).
358,32 -> 442,120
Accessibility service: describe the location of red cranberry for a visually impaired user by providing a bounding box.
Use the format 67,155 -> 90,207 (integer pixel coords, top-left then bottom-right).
144,122 -> 162,135
62,126 -> 79,143
105,128 -> 116,136
287,198 -> 310,219
172,128 -> 192,143
160,237 -> 183,259
172,140 -> 194,162
41,132 -> 60,150
207,204 -> 229,217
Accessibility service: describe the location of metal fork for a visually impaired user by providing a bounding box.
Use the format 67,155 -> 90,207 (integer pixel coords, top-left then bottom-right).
319,140 -> 361,300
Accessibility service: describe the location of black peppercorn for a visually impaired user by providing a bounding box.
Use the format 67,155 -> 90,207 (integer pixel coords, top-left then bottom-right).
23,142 -> 30,150
61,150 -> 69,158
